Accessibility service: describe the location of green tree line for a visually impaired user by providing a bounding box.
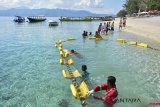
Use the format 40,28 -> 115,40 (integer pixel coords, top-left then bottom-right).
117,0 -> 160,17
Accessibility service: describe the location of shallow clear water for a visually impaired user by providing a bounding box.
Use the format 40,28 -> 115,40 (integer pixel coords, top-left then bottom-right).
0,17 -> 160,107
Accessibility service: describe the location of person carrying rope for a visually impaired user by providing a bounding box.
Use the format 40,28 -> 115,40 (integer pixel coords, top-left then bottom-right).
87,76 -> 118,107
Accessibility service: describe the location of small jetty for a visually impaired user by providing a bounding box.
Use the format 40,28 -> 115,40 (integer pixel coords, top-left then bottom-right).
59,16 -> 114,22
14,16 -> 25,23
59,16 -> 92,22
27,16 -> 46,22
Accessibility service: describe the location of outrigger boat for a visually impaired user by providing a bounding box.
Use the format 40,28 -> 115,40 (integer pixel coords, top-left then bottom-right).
27,16 -> 46,22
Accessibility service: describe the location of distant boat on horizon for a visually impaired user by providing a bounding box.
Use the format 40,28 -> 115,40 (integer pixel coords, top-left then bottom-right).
27,16 -> 46,22
59,16 -> 92,22
59,16 -> 114,22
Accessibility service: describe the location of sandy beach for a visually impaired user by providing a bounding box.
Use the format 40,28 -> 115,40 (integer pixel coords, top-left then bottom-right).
115,17 -> 160,42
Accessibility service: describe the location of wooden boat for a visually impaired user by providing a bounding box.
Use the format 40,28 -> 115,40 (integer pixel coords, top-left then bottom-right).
14,16 -> 25,23
27,16 -> 46,22
48,20 -> 58,26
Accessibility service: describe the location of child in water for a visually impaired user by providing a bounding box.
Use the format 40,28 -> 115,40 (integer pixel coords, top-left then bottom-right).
89,32 -> 92,36
70,50 -> 82,58
95,31 -> 102,38
82,65 -> 90,81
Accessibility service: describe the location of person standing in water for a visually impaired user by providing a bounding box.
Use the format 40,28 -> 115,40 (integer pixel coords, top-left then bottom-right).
101,23 -> 105,34
111,22 -> 114,31
123,17 -> 126,27
82,31 -> 86,38
87,76 -> 118,107
98,24 -> 102,34
103,22 -> 107,34
108,22 -> 111,31
82,31 -> 88,38
105,22 -> 109,34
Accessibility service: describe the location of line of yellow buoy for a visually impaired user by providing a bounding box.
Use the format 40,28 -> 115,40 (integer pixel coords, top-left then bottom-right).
55,38 -> 89,107
116,39 -> 148,48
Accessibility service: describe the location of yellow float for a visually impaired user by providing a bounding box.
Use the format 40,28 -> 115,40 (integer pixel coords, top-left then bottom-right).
89,37 -> 104,40
58,47 -> 62,51
68,59 -> 74,65
137,43 -> 148,48
116,39 -> 126,43
96,38 -> 104,41
63,49 -> 70,58
70,81 -> 89,99
55,44 -> 58,48
59,58 -> 74,65
59,44 -> 63,48
59,51 -> 64,58
60,58 -> 65,65
62,70 -> 81,78
127,41 -> 137,45
67,38 -> 76,41
89,37 -> 96,40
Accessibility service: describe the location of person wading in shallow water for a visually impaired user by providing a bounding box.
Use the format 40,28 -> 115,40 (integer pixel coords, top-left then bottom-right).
87,76 -> 118,107
81,65 -> 90,81
70,49 -> 82,58
95,31 -> 102,38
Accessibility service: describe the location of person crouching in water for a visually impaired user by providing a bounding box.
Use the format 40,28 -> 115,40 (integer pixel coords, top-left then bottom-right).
95,31 -> 102,38
87,76 -> 118,107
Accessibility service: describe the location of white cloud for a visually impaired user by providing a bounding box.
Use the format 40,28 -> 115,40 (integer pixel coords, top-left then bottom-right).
31,0 -> 63,9
0,0 -> 64,9
91,8 -> 115,14
94,0 -> 102,6
74,0 -> 103,8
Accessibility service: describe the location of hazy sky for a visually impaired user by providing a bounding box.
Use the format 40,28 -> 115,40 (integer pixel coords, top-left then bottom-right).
0,0 -> 125,14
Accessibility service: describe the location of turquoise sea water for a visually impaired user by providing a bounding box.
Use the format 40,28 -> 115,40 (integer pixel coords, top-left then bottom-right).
0,17 -> 160,107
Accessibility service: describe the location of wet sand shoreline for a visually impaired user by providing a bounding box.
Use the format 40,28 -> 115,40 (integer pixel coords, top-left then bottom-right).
115,17 -> 160,43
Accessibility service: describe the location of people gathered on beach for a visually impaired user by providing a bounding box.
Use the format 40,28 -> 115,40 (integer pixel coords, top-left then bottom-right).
119,17 -> 127,30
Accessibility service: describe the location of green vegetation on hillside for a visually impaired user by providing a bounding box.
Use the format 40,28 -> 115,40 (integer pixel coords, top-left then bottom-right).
117,0 -> 160,16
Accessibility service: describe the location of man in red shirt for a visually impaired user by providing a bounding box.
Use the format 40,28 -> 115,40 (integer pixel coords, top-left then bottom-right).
87,76 -> 118,107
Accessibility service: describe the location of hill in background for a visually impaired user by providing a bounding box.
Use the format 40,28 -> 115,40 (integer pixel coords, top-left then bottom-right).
0,8 -> 114,17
